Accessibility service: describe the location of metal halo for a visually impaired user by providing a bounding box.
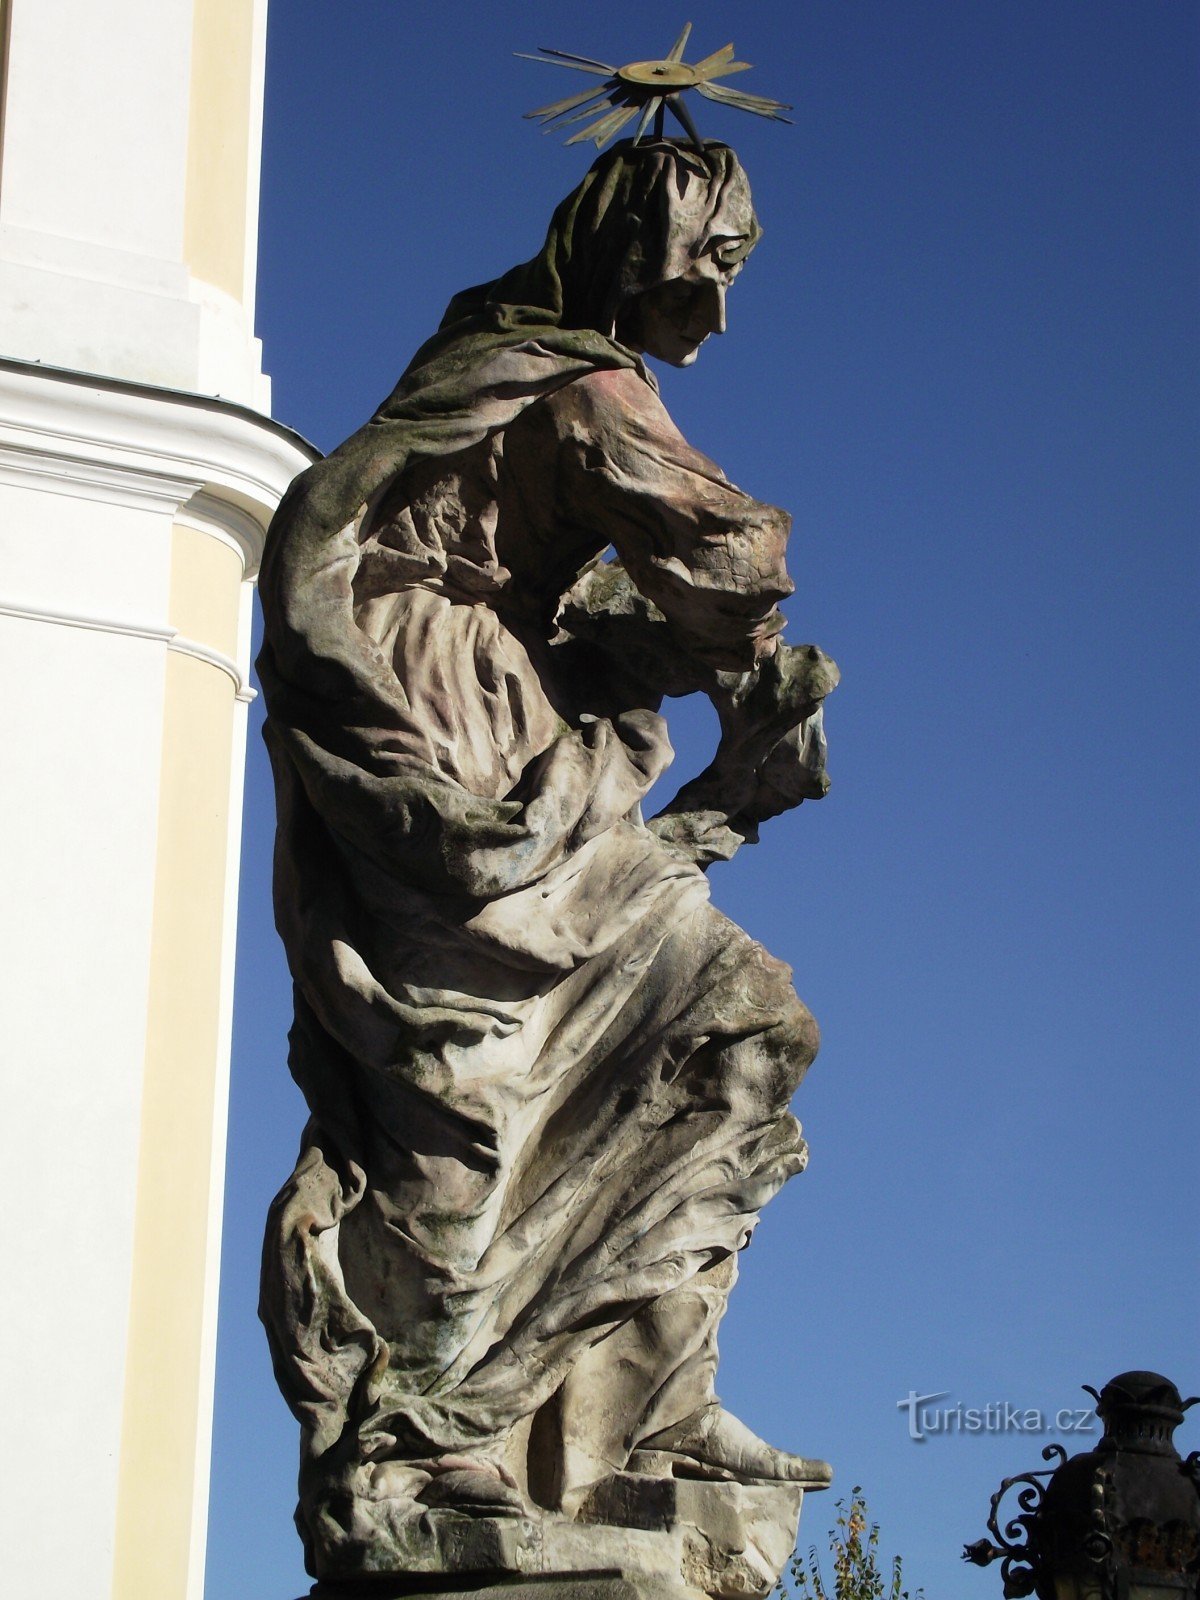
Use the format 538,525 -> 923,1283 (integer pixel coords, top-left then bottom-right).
518,23 -> 792,150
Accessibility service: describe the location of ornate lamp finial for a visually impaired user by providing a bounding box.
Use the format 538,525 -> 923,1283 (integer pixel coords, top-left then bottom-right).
517,21 -> 792,150
964,1374 -> 1200,1600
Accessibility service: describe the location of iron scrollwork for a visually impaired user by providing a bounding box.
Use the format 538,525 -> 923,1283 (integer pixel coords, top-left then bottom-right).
963,1444 -> 1070,1599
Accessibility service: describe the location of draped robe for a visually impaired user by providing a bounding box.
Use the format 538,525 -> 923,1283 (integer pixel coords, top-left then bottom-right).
256,140 -> 828,1577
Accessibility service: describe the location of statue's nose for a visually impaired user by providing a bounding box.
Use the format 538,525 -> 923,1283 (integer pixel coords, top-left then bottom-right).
686,279 -> 726,338
707,281 -> 728,335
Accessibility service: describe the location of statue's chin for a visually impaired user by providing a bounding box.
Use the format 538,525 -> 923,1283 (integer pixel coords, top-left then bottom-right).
622,324 -> 709,367
655,341 -> 704,368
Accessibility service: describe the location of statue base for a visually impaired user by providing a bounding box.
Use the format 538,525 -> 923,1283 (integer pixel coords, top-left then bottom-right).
302,1475 -> 811,1600
304,1581 -> 702,1600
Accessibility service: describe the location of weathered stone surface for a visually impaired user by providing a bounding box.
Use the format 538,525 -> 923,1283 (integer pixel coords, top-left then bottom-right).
259,137 -> 834,1596
296,1479 -> 807,1600
580,1475 -> 810,1600
304,1578 -> 706,1600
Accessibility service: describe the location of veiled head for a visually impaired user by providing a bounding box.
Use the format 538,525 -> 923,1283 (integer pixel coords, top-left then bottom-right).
437,139 -> 760,365
554,140 -> 760,362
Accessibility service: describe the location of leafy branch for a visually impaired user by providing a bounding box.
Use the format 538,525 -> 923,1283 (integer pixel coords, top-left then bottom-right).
776,1486 -> 924,1600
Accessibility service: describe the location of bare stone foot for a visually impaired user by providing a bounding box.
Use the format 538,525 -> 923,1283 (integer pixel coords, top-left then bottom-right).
631,1404 -> 833,1487
415,1457 -> 527,1517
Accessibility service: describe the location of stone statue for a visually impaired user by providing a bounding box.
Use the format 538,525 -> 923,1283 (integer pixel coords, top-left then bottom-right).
258,138 -> 838,1598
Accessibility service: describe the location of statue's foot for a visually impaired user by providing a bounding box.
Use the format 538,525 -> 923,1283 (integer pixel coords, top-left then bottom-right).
415,1454 -> 527,1517
630,1404 -> 833,1488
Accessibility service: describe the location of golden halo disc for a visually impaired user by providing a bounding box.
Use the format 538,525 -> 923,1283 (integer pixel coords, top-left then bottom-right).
618,59 -> 698,89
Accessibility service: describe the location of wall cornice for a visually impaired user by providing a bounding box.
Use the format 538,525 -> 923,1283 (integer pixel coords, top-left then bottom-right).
0,357 -> 319,568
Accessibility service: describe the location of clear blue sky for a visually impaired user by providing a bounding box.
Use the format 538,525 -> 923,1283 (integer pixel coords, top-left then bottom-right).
205,5 -> 1199,1596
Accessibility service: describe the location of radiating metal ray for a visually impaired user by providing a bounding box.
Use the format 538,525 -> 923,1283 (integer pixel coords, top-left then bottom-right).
697,97 -> 792,122
567,103 -> 638,147
526,86 -> 612,122
667,93 -> 703,147
694,78 -> 790,108
697,80 -> 792,111
514,53 -> 612,78
696,81 -> 793,122
692,43 -> 735,75
535,46 -> 616,71
666,22 -> 693,63
553,97 -> 618,130
734,84 -> 792,108
631,97 -> 661,145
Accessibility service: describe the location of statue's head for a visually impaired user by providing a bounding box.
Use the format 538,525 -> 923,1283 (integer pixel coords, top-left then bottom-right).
553,139 -> 760,366
439,140 -> 760,368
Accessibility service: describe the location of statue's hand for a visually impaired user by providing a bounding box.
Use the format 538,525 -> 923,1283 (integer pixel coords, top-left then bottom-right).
648,809 -> 745,868
729,706 -> 830,836
711,643 -> 839,762
649,643 -> 838,864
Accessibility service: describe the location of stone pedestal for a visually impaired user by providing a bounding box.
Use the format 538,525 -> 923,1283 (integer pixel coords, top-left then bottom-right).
305,1581 -> 703,1600
299,1473 -> 811,1600
580,1476 -> 807,1599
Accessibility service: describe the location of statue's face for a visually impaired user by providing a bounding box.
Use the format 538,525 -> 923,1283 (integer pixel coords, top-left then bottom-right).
618,247 -> 745,368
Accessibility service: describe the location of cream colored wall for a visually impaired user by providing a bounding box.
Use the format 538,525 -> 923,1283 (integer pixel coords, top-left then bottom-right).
0,489 -> 171,1600
0,2 -> 303,1592
111,524 -> 243,1600
0,0 -> 13,182
182,0 -> 273,407
185,0 -> 255,305
0,363 -> 315,1600
0,0 -> 271,406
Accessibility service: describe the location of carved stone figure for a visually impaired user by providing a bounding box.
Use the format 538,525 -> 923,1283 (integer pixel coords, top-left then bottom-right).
258,139 -> 837,1598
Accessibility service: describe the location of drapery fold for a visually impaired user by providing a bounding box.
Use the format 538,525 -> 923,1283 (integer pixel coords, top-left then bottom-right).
257,140 -> 823,1581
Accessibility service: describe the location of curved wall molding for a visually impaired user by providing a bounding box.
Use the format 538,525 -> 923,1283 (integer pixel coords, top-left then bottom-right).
0,358 -> 316,541
176,488 -> 267,576
0,594 -> 256,699
170,633 -> 256,701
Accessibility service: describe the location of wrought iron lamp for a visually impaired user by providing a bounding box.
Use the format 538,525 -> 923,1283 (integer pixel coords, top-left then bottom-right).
964,1372 -> 1200,1600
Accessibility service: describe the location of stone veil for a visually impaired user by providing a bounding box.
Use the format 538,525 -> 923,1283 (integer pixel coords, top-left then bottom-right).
257,138 -> 838,1594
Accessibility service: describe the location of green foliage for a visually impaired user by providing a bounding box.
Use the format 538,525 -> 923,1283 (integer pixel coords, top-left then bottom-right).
776,1486 -> 924,1600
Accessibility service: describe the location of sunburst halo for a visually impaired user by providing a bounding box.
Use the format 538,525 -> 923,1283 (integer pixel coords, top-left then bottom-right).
517,22 -> 792,150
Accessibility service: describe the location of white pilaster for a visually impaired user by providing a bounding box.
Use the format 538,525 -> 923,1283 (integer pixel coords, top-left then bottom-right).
0,0 -> 271,406
0,360 -> 315,1600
